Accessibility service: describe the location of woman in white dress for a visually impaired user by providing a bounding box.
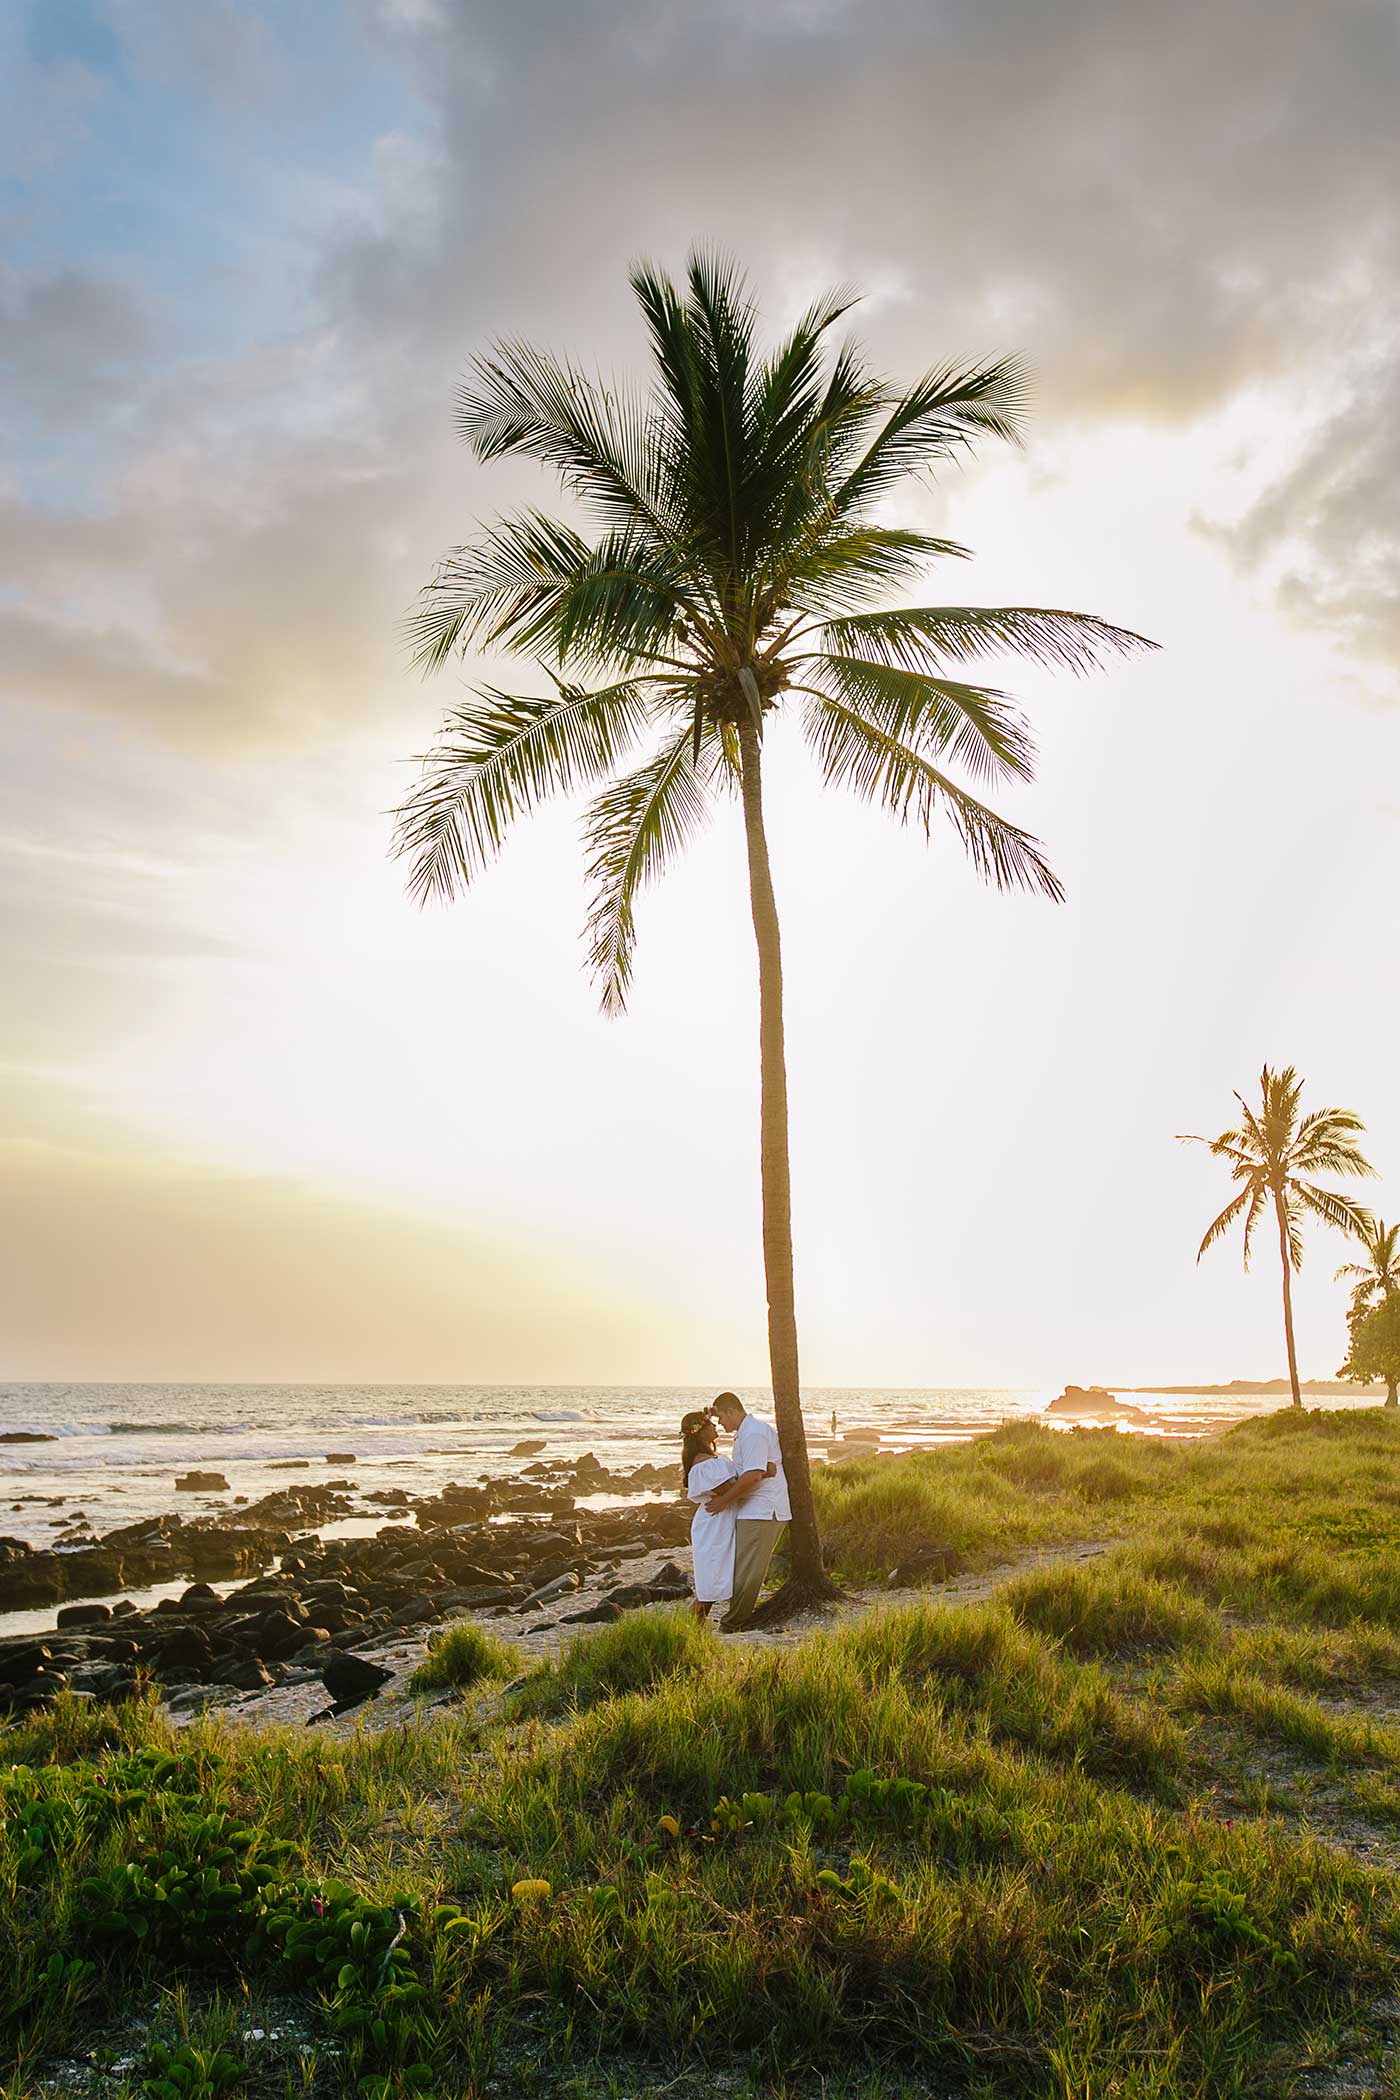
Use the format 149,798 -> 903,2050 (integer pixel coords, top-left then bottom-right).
681,1409 -> 737,1621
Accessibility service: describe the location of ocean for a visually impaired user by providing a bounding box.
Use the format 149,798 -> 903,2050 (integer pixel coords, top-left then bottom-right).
0,1379 -> 1358,1637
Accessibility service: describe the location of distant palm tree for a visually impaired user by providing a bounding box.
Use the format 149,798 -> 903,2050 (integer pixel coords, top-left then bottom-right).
1336,1219 -> 1400,1314
395,252 -> 1151,1607
1337,1220 -> 1400,1406
1181,1066 -> 1374,1409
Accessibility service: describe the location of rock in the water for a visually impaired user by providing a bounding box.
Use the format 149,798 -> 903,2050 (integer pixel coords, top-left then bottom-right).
325,1452 -> 357,1464
179,1582 -> 223,1613
57,1601 -> 112,1627
175,1471 -> 230,1493
510,1439 -> 547,1456
1045,1385 -> 1150,1424
0,1431 -> 57,1443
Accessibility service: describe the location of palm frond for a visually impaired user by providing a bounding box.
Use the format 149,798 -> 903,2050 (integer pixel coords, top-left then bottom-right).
1241,1182 -> 1268,1269
456,340 -> 682,545
1292,1104 -> 1373,1178
775,529 -> 968,616
802,693 -> 1062,898
830,356 -> 1031,517
819,605 -> 1156,675
804,652 -> 1037,785
407,512 -> 692,674
583,723 -> 710,1015
1196,1185 -> 1253,1263
394,678 -> 652,902
1291,1181 -> 1376,1245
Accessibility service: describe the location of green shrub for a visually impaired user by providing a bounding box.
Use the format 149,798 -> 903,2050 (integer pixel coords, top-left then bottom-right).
410,1621 -> 519,1693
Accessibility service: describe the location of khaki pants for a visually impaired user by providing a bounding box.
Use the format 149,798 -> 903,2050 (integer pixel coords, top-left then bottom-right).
721,1518 -> 787,1630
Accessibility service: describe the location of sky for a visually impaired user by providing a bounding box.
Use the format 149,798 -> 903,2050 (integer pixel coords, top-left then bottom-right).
2,0 -> 1398,1391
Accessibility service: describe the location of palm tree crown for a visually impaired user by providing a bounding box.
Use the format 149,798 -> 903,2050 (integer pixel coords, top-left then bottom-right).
1336,1219 -> 1400,1314
1184,1066 -> 1374,1270
394,252 -> 1150,1005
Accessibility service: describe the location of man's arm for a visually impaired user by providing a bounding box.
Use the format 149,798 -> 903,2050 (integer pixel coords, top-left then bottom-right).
704,1460 -> 774,1512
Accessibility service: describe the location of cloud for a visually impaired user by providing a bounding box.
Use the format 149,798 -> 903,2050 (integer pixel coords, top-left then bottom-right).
5,0 -> 1399,773
0,266 -> 157,424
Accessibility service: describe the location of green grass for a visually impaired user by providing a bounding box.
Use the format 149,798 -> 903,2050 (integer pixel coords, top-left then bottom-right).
13,1408 -> 1400,2098
506,1605 -> 715,1718
409,1619 -> 520,1692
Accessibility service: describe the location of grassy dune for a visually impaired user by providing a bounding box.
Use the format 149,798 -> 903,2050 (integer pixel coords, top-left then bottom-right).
10,1413 -> 1400,2098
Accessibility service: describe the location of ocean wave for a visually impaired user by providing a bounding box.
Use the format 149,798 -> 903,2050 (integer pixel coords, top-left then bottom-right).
107,1421 -> 259,1436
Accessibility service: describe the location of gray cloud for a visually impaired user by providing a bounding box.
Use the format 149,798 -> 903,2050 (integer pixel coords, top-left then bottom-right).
6,0 -> 1399,767
0,267 -> 157,424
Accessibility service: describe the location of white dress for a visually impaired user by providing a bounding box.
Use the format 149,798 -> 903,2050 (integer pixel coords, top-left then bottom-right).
687,1454 -> 737,1604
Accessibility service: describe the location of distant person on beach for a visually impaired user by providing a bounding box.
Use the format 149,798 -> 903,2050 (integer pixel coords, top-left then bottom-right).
681,1409 -> 737,1621
704,1391 -> 790,1630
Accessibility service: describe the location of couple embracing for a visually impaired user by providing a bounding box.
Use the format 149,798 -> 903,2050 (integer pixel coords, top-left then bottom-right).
680,1391 -> 790,1631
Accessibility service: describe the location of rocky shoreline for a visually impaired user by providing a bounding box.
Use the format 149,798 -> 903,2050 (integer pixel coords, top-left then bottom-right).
0,1449 -> 693,1724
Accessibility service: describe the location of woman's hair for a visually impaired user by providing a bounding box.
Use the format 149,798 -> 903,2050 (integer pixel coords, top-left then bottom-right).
680,1408 -> 714,1493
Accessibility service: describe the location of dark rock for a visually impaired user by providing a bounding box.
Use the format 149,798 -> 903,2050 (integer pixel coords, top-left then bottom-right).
175,1472 -> 230,1492
519,1571 -> 580,1609
1,1666 -> 68,1712
179,1583 -> 224,1613
561,1600 -> 623,1624
889,1545 -> 960,1586
242,1611 -> 308,1662
510,1439 -> 547,1456
0,1641 -> 54,1683
325,1453 -> 357,1464
320,1652 -> 393,1709
226,1657 -> 275,1692
57,1602 -> 112,1627
149,1626 -> 215,1675
111,1599 -> 138,1617
66,1662 -> 138,1701
0,1431 -> 58,1443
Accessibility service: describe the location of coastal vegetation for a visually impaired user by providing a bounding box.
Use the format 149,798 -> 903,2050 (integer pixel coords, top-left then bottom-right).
1181,1064 -> 1374,1408
393,251 -> 1150,1607
12,1410 -> 1400,2098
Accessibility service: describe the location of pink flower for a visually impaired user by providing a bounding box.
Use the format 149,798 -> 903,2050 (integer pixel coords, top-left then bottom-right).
311,1898 -> 325,1917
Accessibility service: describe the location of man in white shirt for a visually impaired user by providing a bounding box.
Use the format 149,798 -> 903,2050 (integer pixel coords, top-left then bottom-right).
706,1391 -> 790,1630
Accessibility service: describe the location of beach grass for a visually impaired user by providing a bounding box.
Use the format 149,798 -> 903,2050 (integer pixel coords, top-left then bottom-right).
409,1620 -> 520,1693
10,1409 -> 1400,2097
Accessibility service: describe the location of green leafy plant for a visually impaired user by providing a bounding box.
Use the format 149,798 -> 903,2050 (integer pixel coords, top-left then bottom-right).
142,2040 -> 246,2100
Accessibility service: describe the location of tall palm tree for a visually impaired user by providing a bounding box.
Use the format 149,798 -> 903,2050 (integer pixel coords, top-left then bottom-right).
1337,1220 -> 1400,1406
394,252 -> 1151,1605
1181,1065 -> 1374,1409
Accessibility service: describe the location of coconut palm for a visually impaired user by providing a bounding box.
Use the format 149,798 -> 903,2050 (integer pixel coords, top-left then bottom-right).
1336,1219 -> 1400,1315
1181,1065 -> 1374,1409
394,251 -> 1151,1607
1337,1220 -> 1400,1406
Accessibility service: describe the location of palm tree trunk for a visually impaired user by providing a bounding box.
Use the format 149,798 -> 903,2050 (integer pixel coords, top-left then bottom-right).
736,712 -> 833,1600
1274,1190 -> 1302,1409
